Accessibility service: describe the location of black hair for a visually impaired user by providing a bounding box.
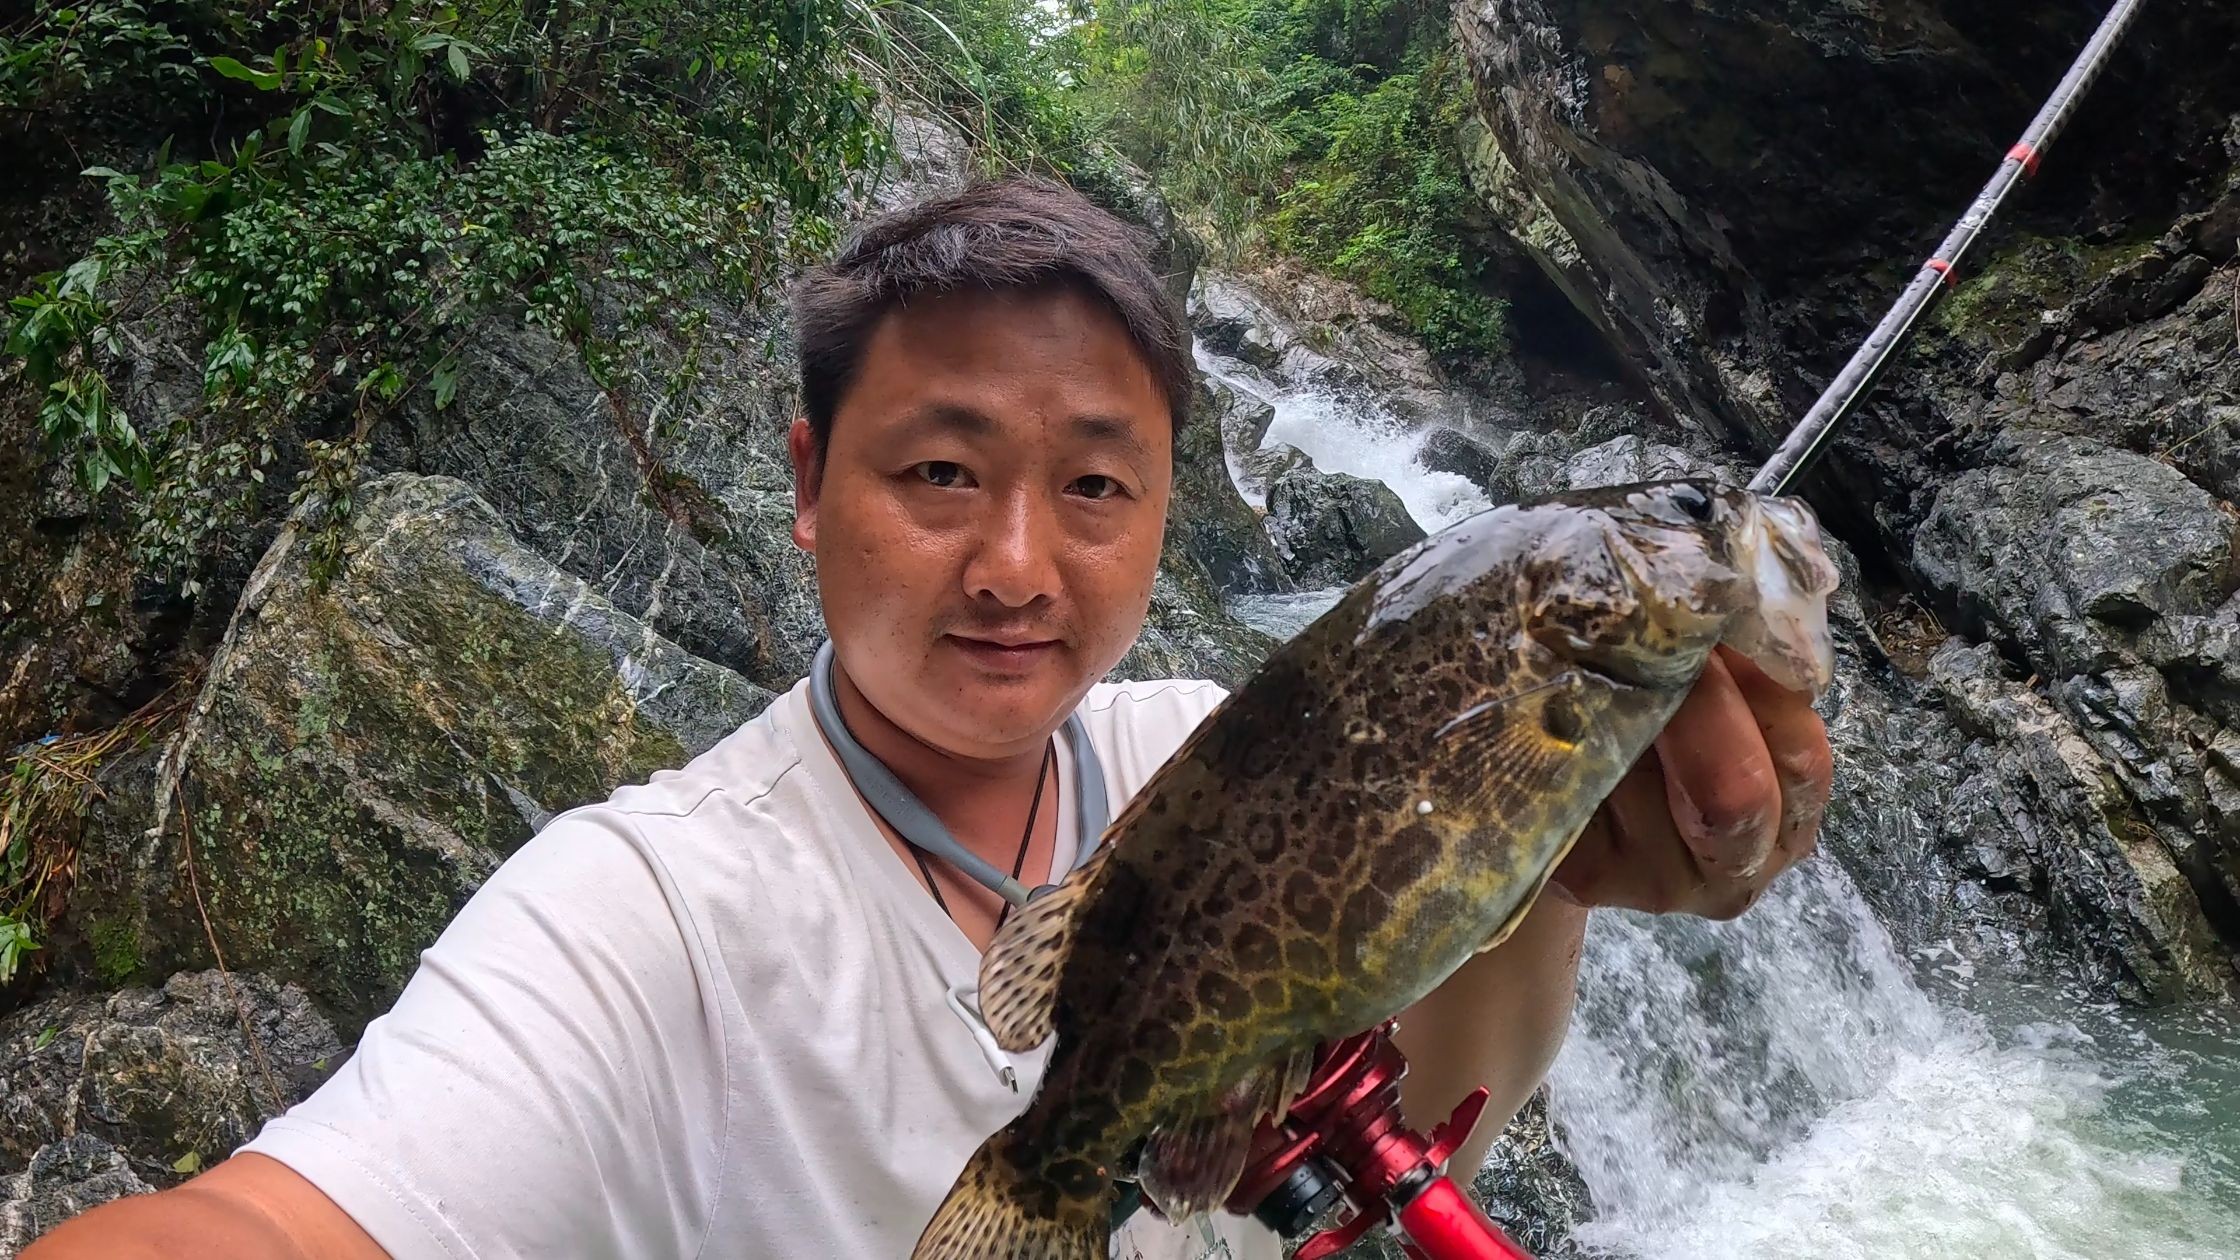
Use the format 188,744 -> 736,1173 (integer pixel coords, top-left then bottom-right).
790,176 -> 1192,460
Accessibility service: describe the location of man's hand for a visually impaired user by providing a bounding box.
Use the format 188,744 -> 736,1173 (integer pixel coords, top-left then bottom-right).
1552,645 -> 1833,919
1394,644 -> 1833,1174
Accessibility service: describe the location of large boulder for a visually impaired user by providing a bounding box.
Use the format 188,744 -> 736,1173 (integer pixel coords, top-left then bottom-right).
1915,430 -> 2238,677
1914,429 -> 2240,949
1265,463 -> 1428,588
0,1136 -> 153,1258
62,475 -> 770,1025
0,971 -> 342,1183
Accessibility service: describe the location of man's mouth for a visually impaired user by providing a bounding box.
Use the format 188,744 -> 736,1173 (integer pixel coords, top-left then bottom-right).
944,634 -> 1064,669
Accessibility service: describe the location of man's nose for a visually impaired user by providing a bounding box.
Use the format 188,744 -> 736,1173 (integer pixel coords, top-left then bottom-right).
964,488 -> 1061,609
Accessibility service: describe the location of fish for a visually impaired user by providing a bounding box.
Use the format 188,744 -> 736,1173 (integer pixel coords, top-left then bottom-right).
911,480 -> 1841,1260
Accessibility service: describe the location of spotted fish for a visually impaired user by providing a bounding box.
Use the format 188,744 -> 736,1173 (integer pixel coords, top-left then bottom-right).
912,481 -> 1841,1260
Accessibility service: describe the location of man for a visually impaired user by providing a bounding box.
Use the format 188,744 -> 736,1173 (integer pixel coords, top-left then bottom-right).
27,177 -> 1830,1259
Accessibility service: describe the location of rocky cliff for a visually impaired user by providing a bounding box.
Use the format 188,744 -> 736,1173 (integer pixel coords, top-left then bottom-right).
1457,0 -> 2240,1004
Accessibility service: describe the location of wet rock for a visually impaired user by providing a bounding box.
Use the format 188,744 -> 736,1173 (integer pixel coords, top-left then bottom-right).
1558,433 -> 1727,491
64,475 -> 770,1026
1237,444 -> 1313,505
1174,377 -> 1291,596
0,1135 -> 153,1258
1418,428 -> 1508,496
1793,628 -> 2052,992
1928,642 -> 2234,1002
1265,465 -> 1428,587
1916,430 -> 2238,676
1209,377 -> 1279,465
0,971 -> 342,1183
1469,1090 -> 1592,1257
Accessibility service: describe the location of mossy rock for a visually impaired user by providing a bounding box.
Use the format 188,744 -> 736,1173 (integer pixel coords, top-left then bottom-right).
66,475 -> 770,1028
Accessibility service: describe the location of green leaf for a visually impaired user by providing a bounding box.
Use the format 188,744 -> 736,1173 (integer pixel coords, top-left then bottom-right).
206,56 -> 282,91
447,43 -> 469,83
289,110 -> 311,156
33,1026 -> 57,1051
432,355 -> 460,410
172,1151 -> 201,1175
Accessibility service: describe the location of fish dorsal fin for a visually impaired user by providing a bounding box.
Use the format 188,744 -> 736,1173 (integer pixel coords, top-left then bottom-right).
1136,1046 -> 1316,1220
979,843 -> 1112,1053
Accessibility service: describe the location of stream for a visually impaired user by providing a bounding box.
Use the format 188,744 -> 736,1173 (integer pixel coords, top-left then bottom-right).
1206,347 -> 2240,1260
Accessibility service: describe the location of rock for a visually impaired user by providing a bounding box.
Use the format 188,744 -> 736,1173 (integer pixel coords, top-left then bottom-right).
1815,642 -> 2053,980
1173,377 -> 1292,596
380,310 -> 826,694
1418,428 -> 1509,496
63,475 -> 771,1026
1209,377 -> 1279,464
1265,466 -> 1428,588
0,971 -> 342,1183
1469,1090 -> 1593,1257
1113,555 -> 1278,689
1193,274 -> 1290,370
1916,430 -> 2238,675
1928,642 -> 2234,1002
0,1135 -> 153,1257
1238,443 -> 1313,505
1558,433 -> 1728,491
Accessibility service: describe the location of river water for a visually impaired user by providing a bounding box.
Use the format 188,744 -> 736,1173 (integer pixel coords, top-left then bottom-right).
1208,347 -> 2240,1260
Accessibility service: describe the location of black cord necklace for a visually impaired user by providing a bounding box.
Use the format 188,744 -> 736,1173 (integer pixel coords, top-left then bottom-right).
913,739 -> 1056,932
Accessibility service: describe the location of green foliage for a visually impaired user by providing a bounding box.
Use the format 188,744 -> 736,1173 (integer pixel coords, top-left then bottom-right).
5,253 -> 152,496
1074,0 -> 1507,359
4,0 -> 885,586
1072,0 -> 1285,246
0,916 -> 34,985
0,1 -> 199,114
1269,47 -> 1505,357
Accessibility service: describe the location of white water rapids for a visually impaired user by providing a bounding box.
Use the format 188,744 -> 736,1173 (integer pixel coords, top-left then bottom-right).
1209,347 -> 2240,1260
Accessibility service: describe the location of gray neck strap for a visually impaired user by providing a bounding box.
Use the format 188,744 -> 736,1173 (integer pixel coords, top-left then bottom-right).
808,640 -> 1111,906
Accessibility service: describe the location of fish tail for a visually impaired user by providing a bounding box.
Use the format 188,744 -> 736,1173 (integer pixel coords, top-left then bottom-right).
912,1129 -> 1109,1260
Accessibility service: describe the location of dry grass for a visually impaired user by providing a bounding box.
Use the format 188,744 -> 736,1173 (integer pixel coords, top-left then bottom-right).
0,679 -> 194,983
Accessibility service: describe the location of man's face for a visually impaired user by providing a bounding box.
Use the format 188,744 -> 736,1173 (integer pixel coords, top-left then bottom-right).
791,284 -> 1174,761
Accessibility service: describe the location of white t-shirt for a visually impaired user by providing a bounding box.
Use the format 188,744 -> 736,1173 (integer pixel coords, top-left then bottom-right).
240,676 -> 1278,1260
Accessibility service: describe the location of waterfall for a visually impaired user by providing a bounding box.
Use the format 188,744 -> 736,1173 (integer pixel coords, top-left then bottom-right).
1210,343 -> 2240,1260
1194,347 -> 1491,531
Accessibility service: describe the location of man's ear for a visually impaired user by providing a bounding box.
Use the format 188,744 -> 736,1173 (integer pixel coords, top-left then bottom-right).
788,417 -> 820,552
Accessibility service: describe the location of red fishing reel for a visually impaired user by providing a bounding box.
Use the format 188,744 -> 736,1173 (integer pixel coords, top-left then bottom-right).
1227,1021 -> 1538,1260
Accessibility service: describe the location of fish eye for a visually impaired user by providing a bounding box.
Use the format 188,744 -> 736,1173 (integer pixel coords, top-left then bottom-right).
1671,484 -> 1714,522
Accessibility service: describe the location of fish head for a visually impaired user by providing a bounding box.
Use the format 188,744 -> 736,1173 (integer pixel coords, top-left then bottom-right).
1522,481 -> 1839,699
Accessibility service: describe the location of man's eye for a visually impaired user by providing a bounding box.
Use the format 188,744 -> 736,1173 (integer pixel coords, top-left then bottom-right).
913,461 -> 967,488
1071,474 -> 1122,501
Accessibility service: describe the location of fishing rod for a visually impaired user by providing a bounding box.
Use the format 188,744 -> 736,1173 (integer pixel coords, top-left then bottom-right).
1750,0 -> 2148,496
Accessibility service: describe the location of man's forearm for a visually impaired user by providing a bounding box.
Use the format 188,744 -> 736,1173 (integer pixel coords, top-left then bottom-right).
1391,893 -> 1590,1176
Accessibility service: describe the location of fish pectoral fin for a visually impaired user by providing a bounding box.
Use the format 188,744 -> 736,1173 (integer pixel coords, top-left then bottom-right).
1138,1048 -> 1314,1220
1423,674 -> 1584,816
980,843 -> 1111,1053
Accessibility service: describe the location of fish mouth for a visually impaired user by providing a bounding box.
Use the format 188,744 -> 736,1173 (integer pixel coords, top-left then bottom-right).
1722,495 -> 1840,697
